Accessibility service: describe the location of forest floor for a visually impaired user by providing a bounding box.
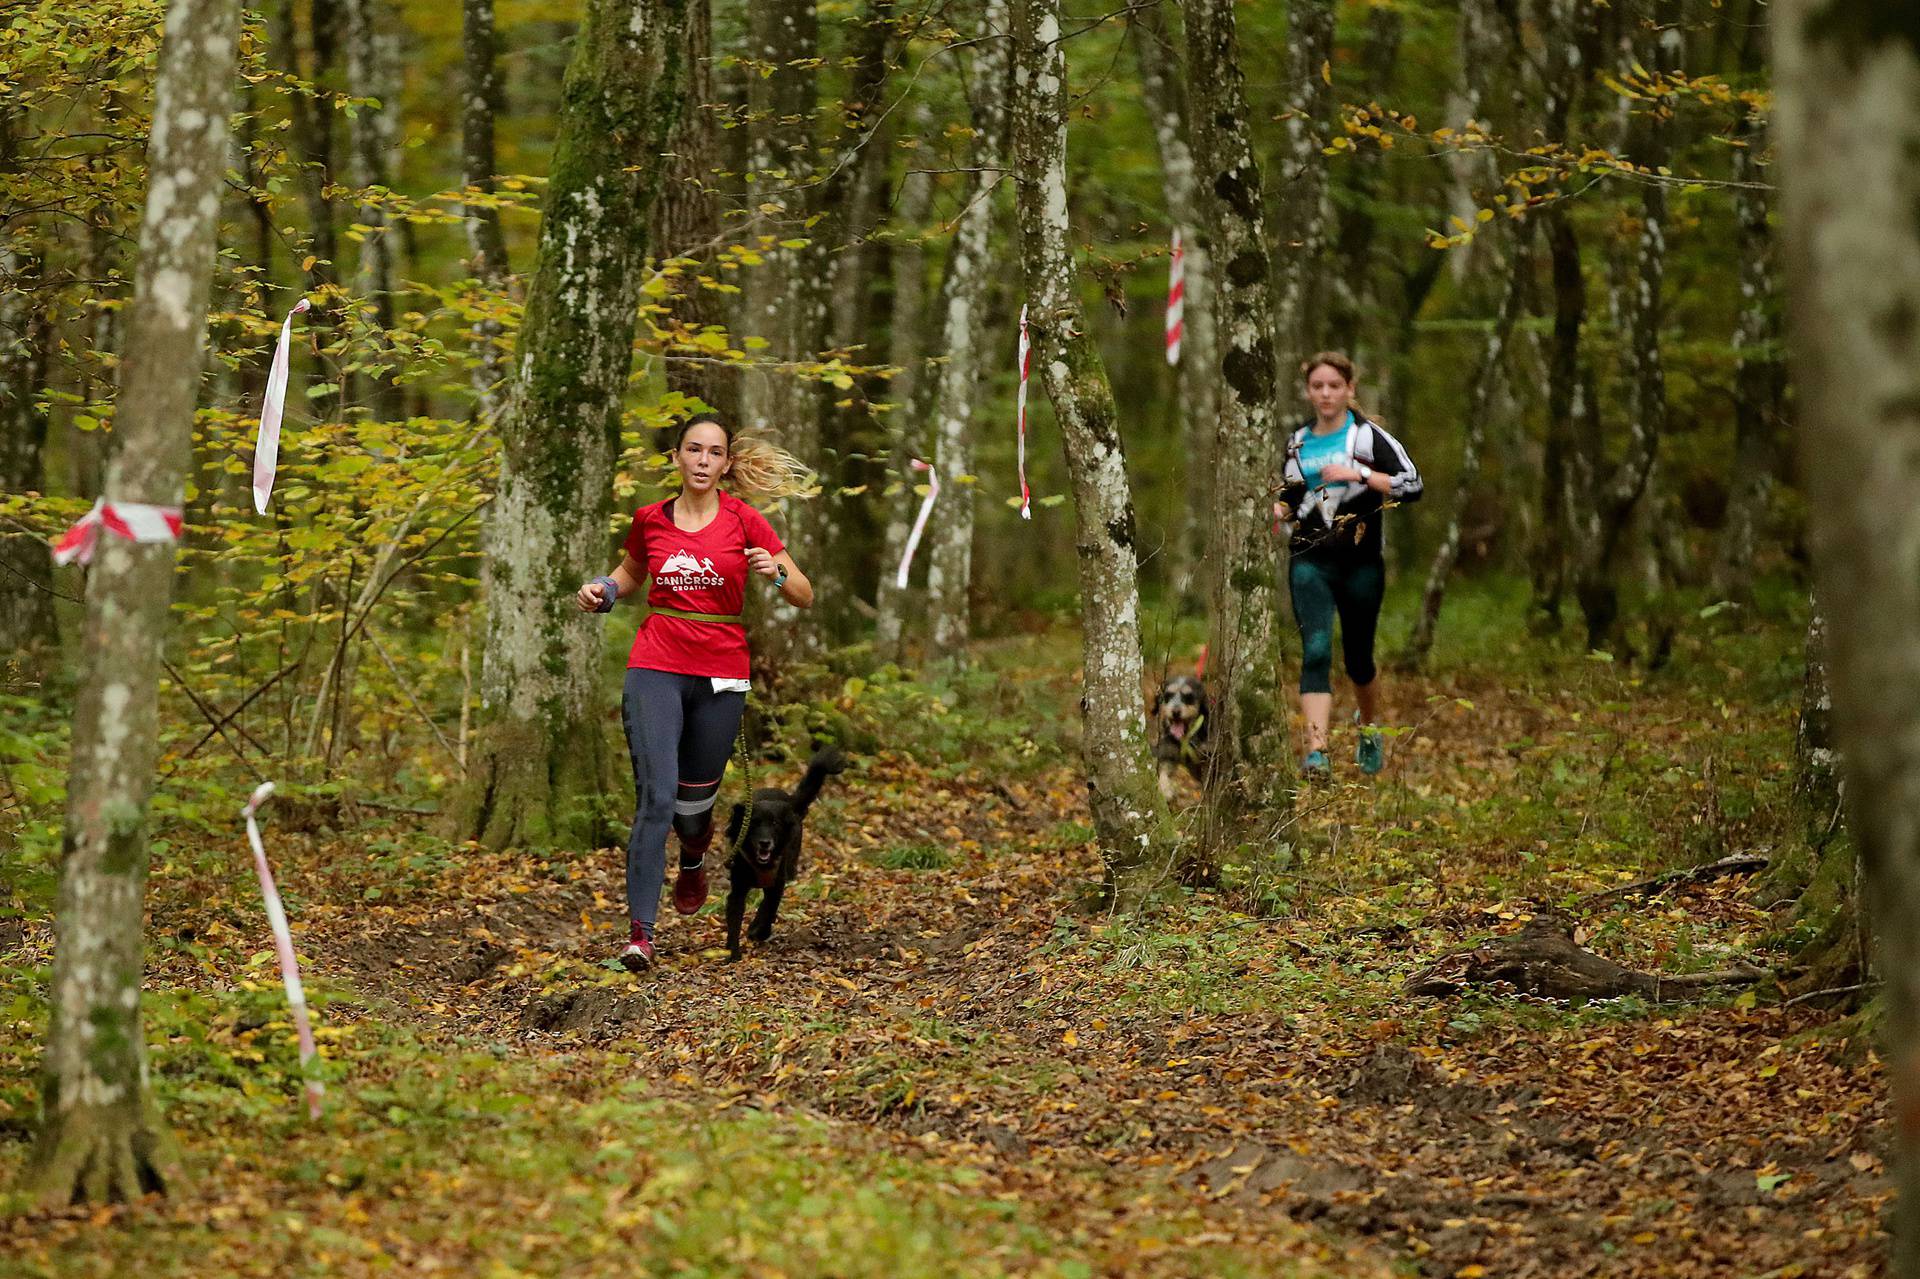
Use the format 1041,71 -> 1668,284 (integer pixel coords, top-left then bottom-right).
0,581 -> 1888,1277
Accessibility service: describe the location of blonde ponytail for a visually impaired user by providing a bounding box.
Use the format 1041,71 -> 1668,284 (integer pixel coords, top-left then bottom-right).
725,434 -> 818,502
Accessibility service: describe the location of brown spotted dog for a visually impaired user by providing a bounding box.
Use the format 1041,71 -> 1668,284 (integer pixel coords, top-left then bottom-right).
1150,674 -> 1211,798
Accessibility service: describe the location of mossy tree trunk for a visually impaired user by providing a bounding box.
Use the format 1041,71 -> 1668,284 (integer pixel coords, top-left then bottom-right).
871,137 -> 932,665
1012,0 -> 1175,906
25,0 -> 242,1207
1184,0 -> 1291,838
1775,7 -> 1920,1269
450,0 -> 686,852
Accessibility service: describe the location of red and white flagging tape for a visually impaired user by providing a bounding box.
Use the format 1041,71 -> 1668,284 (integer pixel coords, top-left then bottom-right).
894,458 -> 941,590
253,298 -> 311,515
1166,228 -> 1185,366
49,499 -> 183,566
1015,304 -> 1033,520
242,783 -> 325,1120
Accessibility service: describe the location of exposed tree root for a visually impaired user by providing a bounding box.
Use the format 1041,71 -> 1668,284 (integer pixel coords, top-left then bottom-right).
1575,851 -> 1769,910
24,1112 -> 179,1209
1406,912 -> 1769,1003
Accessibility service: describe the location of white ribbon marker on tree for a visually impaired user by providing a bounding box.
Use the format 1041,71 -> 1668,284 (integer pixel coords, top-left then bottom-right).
1015,304 -> 1033,520
253,297 -> 312,514
242,782 -> 325,1120
49,498 -> 184,566
894,458 -> 941,590
1166,228 -> 1185,366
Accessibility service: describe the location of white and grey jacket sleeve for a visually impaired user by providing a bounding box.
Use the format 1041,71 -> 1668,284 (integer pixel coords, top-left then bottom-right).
1361,423 -> 1423,503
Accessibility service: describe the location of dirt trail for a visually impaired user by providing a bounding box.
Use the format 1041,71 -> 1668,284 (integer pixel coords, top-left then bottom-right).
295,669 -> 1885,1279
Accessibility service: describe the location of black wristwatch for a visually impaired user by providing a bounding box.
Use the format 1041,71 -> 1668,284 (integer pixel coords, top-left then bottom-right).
772,565 -> 789,589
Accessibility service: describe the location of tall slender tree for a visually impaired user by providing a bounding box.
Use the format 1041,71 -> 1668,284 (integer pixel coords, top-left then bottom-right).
0,237 -> 57,655
24,0 -> 243,1206
1775,8 -> 1920,1272
1712,7 -> 1783,603
871,141 -> 933,665
1012,0 -> 1173,902
1131,2 -> 1218,607
1273,0 -> 1334,364
925,0 -> 1012,666
1563,4 -> 1677,651
1185,0 -> 1290,827
740,0 -> 824,670
461,0 -> 512,420
449,0 -> 687,851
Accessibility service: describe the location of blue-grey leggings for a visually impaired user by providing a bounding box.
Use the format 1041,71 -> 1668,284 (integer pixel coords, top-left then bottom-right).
1289,554 -> 1386,694
621,668 -> 746,928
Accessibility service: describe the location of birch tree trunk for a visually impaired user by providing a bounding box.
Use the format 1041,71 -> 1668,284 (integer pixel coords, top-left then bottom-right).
925,0 -> 1011,666
1131,1 -> 1217,610
449,0 -> 686,852
24,0 -> 242,1206
461,0 -> 512,420
1185,0 -> 1290,826
1012,0 -> 1173,903
1775,10 -> 1920,1269
871,150 -> 932,665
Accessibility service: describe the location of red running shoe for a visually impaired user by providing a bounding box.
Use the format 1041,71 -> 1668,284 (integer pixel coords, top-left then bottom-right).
672,861 -> 709,915
620,923 -> 654,973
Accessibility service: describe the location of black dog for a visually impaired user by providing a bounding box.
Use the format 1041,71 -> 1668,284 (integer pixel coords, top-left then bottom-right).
1150,674 -> 1212,798
724,746 -> 847,961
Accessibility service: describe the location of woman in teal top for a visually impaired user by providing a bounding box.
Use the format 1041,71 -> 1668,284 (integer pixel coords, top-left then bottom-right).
1272,352 -> 1423,777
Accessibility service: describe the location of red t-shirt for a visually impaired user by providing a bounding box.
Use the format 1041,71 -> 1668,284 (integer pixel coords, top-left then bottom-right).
622,491 -> 785,678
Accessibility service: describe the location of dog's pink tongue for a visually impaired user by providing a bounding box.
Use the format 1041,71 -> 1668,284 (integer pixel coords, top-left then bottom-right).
1169,721 -> 1187,741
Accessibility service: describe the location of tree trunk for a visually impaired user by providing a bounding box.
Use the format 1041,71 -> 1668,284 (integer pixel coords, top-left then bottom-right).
1566,6 -> 1676,652
1012,0 -> 1173,904
462,0 -> 512,421
24,0 -> 243,1207
649,0 -> 734,420
448,0 -> 687,852
0,221 -> 58,655
1184,0 -> 1291,832
1712,23 -> 1783,603
1406,224 -> 1534,665
1774,8 -> 1920,1269
343,0 -> 404,420
925,0 -> 1011,667
1443,0 -> 1505,284
740,0 -> 824,671
1131,2 -> 1218,609
870,145 -> 933,665
1272,0 -> 1333,364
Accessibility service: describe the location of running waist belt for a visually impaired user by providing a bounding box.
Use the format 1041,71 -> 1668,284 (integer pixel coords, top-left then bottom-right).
647,605 -> 745,625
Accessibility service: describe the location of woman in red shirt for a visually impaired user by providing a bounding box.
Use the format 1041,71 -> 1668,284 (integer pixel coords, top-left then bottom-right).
574,414 -> 814,970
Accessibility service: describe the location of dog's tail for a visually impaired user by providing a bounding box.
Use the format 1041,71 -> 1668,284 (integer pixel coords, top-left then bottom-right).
789,746 -> 848,816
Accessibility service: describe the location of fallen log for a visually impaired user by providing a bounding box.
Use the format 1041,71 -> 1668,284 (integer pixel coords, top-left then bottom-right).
1405,912 -> 1769,1003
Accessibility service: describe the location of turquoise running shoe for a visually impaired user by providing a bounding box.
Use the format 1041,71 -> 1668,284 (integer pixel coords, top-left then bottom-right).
1302,749 -> 1331,779
1355,715 -> 1384,775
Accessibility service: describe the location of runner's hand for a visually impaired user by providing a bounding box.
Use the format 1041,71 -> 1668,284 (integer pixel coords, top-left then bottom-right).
576,580 -> 609,612
746,547 -> 779,579
1321,463 -> 1364,485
